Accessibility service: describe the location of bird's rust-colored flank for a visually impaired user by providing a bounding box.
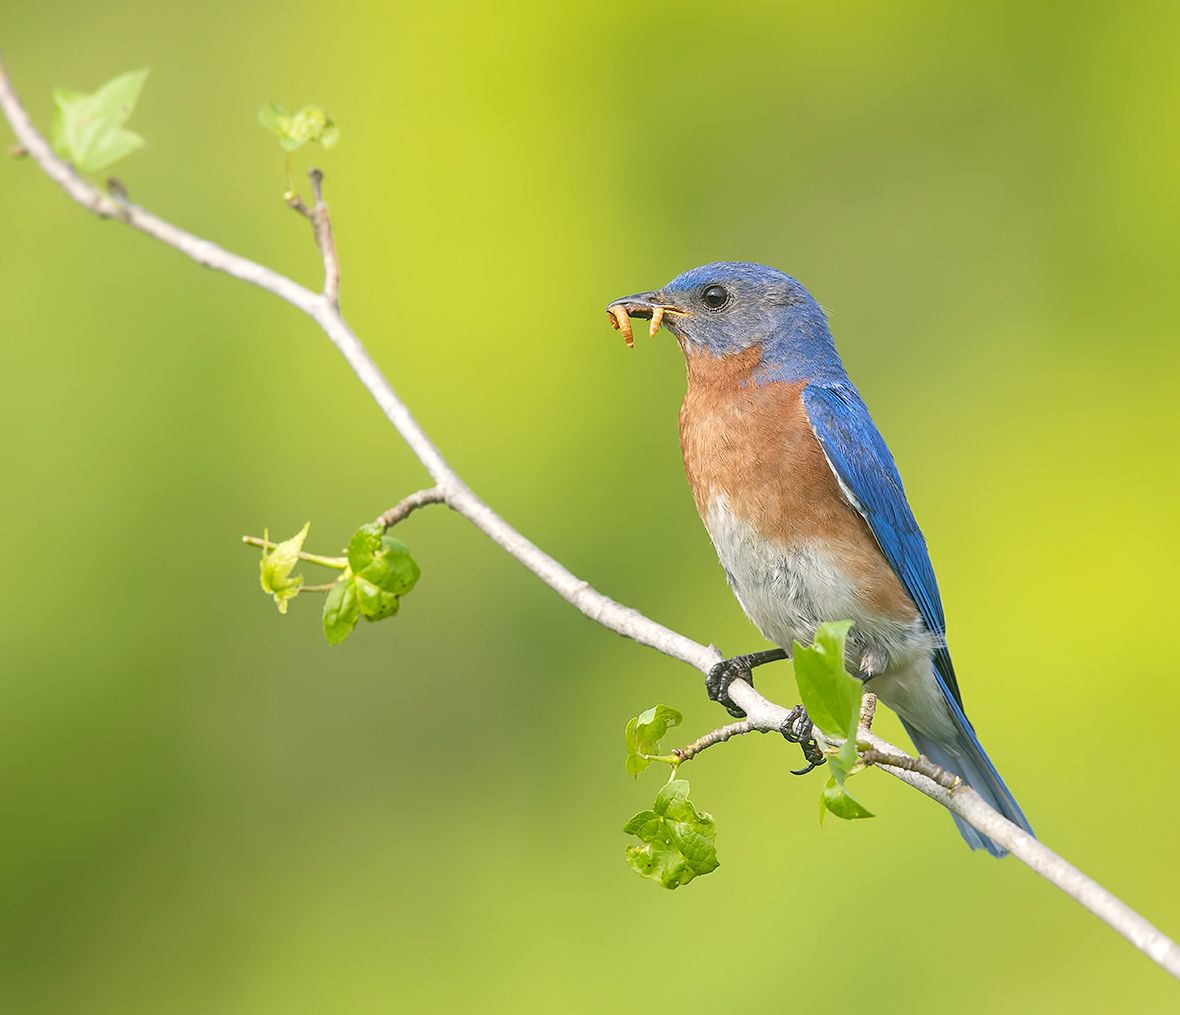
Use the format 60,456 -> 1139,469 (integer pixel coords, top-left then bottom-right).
678,342 -> 917,620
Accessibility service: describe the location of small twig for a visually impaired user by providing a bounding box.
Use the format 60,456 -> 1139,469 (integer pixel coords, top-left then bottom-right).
861,747 -> 961,791
376,486 -> 447,528
284,173 -> 338,307
9,142 -> 26,157
671,719 -> 758,764
859,691 -> 877,731
241,534 -> 347,569
308,169 -> 339,307
300,581 -> 340,593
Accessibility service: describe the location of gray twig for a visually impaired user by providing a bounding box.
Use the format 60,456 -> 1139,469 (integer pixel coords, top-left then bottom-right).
672,719 -> 758,764
376,486 -> 447,528
861,747 -> 960,791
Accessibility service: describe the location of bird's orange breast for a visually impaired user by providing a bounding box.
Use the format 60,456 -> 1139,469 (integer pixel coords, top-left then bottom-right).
677,342 -> 916,620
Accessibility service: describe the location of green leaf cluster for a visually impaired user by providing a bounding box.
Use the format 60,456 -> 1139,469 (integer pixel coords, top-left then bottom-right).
322,524 -> 420,644
792,621 -> 874,821
623,779 -> 719,889
53,69 -> 149,173
624,704 -> 682,776
258,102 -> 340,151
259,523 -> 310,614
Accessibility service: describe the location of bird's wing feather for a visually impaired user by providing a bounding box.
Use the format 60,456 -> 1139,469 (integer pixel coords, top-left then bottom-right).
801,381 -> 962,707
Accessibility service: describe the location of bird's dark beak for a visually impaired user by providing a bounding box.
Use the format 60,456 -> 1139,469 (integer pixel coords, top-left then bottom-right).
605,291 -> 686,348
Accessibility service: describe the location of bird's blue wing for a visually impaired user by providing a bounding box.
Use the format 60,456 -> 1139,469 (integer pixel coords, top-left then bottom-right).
801,381 -> 961,706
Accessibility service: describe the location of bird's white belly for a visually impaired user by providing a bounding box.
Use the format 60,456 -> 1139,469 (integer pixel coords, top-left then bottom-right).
703,494 -> 944,736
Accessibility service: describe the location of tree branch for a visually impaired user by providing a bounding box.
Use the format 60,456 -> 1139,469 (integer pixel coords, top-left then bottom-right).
376,486 -> 446,528
3,53 -> 1177,980
286,168 -> 339,308
671,719 -> 759,764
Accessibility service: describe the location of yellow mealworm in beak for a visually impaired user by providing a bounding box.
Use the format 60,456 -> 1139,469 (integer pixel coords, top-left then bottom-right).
610,306 -> 634,347
649,306 -> 664,337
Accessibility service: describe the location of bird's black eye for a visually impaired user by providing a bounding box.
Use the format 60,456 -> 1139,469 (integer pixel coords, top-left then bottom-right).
701,284 -> 729,310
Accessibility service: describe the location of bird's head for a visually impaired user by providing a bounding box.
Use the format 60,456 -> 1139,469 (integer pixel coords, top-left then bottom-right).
606,261 -> 842,382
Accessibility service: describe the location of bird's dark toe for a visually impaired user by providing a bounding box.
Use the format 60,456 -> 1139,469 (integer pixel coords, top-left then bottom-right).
705,659 -> 749,718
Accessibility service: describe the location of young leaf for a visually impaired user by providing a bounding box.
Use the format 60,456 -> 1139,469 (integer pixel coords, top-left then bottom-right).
258,523 -> 310,614
322,576 -> 361,645
320,524 -> 421,644
52,68 -> 149,173
821,776 -> 875,821
623,779 -> 719,889
624,704 -> 682,776
792,620 -> 861,740
258,101 -> 340,151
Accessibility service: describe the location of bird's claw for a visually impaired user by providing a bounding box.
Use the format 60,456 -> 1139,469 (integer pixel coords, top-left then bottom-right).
704,647 -> 789,718
780,704 -> 826,776
705,658 -> 752,719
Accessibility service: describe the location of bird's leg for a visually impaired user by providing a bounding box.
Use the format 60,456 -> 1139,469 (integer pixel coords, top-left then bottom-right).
705,647 -> 788,718
780,704 -> 826,776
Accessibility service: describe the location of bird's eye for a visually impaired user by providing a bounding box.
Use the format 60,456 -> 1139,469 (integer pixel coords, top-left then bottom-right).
701,284 -> 729,310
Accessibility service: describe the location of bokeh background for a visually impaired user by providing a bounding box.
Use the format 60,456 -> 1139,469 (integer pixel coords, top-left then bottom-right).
3,1 -> 1179,1010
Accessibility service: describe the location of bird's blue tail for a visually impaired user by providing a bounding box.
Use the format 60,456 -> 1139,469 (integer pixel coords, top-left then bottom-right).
899,712 -> 1033,857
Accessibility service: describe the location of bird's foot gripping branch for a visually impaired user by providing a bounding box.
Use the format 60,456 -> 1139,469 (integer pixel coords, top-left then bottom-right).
4,56 -> 1179,975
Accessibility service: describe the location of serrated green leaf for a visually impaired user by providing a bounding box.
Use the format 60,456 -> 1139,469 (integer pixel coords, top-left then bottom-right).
623,779 -> 718,889
52,68 -> 149,173
624,704 -> 682,777
821,775 -> 875,820
322,575 -> 360,645
258,101 -> 339,151
792,620 -> 861,740
258,523 -> 309,614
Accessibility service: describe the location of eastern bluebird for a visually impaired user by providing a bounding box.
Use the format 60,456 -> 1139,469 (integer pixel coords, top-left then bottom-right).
607,262 -> 1032,856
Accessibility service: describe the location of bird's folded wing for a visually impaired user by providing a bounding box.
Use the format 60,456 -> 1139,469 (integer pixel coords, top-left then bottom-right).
802,381 -> 962,708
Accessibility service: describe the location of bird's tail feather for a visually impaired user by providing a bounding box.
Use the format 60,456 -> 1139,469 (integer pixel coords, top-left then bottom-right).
899,717 -> 1033,858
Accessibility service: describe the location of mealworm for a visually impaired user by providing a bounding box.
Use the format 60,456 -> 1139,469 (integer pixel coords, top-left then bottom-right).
609,305 -> 634,347
649,305 -> 664,337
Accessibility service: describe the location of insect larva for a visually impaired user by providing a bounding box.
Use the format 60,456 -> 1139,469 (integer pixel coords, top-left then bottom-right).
609,305 -> 634,348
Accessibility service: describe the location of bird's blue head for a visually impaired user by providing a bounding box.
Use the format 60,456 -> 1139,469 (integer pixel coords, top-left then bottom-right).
606,261 -> 844,383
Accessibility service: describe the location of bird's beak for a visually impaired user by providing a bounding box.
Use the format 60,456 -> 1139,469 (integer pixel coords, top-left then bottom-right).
604,291 -> 687,348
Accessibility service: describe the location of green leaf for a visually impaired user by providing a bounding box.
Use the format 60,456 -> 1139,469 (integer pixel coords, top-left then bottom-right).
623,779 -> 719,889
624,704 -> 682,777
52,68 -> 148,173
321,524 -> 421,644
821,775 -> 875,821
258,523 -> 309,614
792,621 -> 861,740
322,577 -> 361,645
258,101 -> 340,151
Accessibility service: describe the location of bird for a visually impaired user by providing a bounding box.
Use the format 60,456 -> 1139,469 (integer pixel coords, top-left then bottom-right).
606,262 -> 1032,856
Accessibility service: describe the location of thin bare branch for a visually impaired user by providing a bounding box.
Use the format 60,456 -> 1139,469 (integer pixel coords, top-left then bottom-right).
285,168 -> 339,307
376,486 -> 446,528
672,719 -> 758,764
3,52 -> 1177,979
861,747 -> 960,790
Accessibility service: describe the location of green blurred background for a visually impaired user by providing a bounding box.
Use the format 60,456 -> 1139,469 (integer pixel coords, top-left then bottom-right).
2,1 -> 1179,1010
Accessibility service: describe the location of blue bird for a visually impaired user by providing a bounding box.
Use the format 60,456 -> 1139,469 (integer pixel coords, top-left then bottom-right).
607,262 -> 1032,855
